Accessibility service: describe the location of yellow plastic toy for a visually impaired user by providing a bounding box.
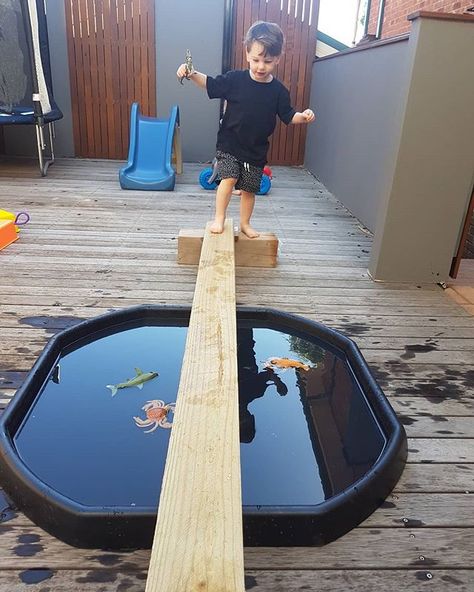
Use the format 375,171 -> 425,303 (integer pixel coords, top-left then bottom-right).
0,209 -> 30,233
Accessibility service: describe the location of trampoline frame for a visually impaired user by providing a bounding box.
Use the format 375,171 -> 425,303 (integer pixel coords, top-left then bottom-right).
35,120 -> 56,176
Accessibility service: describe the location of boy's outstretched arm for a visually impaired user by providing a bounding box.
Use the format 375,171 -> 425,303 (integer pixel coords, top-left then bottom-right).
291,109 -> 316,124
176,64 -> 207,89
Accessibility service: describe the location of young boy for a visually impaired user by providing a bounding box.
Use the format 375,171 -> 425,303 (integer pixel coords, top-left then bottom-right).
176,21 -> 315,238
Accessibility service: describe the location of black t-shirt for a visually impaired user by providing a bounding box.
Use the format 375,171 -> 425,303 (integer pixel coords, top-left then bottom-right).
206,69 -> 296,166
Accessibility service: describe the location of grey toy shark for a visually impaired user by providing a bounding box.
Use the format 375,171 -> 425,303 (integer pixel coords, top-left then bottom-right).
106,368 -> 158,397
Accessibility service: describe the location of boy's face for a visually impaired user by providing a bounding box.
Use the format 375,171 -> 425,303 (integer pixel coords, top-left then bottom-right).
246,41 -> 280,82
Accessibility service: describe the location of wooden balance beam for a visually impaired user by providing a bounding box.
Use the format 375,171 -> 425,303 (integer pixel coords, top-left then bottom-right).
178,227 -> 278,267
145,220 -> 245,592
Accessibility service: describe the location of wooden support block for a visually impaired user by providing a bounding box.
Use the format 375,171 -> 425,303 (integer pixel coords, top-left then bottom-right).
236,230 -> 278,267
178,227 -> 278,267
146,220 -> 244,592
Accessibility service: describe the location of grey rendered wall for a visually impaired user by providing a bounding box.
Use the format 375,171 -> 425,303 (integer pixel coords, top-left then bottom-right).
4,0 -> 224,161
154,0 -> 224,163
43,0 -> 74,157
304,38 -> 409,232
369,16 -> 474,283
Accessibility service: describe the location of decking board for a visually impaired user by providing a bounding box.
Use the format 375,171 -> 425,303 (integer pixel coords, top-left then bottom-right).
0,570 -> 472,592
0,158 -> 472,591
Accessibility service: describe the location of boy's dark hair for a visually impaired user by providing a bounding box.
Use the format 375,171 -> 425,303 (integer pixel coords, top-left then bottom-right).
244,21 -> 284,57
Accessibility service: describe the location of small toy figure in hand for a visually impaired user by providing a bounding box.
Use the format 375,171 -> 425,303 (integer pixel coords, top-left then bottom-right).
179,49 -> 194,84
176,21 -> 315,238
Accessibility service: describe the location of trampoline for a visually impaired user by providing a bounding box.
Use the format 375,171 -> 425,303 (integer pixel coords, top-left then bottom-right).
0,0 -> 62,175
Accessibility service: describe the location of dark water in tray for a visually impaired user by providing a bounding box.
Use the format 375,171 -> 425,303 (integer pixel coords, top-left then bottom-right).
14,322 -> 386,509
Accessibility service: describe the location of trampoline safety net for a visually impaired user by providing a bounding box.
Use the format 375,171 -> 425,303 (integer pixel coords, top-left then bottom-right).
0,0 -> 62,175
0,0 -> 61,122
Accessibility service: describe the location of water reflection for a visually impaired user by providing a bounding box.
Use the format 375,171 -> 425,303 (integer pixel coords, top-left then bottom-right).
295,352 -> 386,499
13,322 -> 386,509
238,326 -> 386,505
238,328 -> 288,444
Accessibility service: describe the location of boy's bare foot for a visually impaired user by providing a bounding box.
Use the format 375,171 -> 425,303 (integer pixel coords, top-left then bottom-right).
241,223 -> 259,239
209,219 -> 225,234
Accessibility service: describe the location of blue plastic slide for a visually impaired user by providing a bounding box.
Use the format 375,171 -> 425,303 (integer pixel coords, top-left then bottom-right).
119,103 -> 180,191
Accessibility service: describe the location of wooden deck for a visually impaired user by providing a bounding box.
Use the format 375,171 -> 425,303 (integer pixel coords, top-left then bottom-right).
0,158 -> 473,591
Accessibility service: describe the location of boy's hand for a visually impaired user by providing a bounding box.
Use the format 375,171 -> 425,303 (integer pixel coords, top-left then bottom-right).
291,109 -> 316,125
176,66 -> 207,89
177,63 -> 193,80
302,109 -> 315,123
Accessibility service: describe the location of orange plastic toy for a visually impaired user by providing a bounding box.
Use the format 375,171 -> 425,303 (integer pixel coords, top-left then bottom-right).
0,220 -> 18,251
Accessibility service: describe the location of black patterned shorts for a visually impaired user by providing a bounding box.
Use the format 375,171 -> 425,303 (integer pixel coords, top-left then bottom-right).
216,150 -> 263,194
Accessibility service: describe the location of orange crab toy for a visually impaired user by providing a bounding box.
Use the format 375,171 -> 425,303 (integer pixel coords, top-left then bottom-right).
133,400 -> 175,433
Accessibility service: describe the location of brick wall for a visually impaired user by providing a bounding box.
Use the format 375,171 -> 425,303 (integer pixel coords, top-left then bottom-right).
463,210 -> 474,258
367,1 -> 474,39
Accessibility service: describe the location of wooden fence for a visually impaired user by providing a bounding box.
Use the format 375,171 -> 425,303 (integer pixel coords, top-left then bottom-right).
232,0 -> 319,165
63,0 -> 317,164
64,0 -> 156,159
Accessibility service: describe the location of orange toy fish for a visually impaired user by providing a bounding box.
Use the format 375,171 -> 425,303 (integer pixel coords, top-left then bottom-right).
264,357 -> 310,372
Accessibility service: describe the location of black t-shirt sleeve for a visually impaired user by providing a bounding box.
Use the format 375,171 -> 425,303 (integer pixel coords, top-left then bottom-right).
277,86 -> 296,125
206,71 -> 235,99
